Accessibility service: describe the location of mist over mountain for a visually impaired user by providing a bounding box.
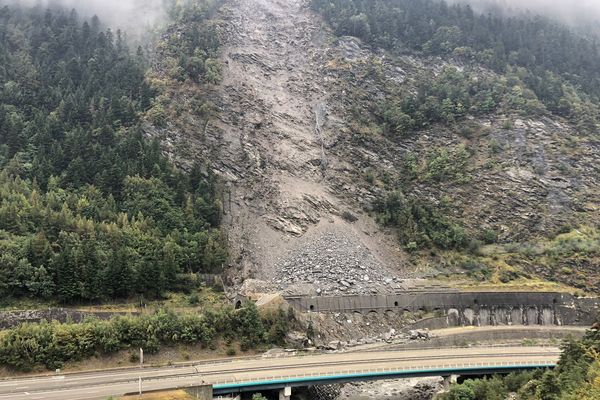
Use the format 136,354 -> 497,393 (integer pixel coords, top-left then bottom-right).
455,0 -> 600,28
0,0 -> 168,37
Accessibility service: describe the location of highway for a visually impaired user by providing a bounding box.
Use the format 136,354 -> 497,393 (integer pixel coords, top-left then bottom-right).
0,346 -> 560,400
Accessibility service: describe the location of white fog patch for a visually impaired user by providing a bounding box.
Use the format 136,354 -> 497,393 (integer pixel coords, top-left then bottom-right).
0,0 -> 169,37
452,0 -> 600,26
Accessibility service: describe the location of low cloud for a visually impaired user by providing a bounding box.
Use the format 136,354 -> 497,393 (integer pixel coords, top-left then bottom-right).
454,0 -> 600,26
1,0 -> 169,37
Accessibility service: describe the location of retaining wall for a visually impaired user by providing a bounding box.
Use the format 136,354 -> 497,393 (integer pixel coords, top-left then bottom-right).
284,291 -> 600,326
0,309 -> 140,329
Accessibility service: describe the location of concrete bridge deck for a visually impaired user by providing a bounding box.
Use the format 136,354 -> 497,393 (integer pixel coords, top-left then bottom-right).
0,346 -> 559,399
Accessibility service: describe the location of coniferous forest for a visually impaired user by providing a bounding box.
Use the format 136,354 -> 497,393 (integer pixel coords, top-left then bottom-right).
311,0 -> 600,134
0,4 -> 227,304
0,0 -> 298,373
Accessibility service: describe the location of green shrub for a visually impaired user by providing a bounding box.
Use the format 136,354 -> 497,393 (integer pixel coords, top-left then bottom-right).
189,293 -> 200,305
461,259 -> 492,281
0,302 -> 289,371
423,145 -> 470,183
501,118 -> 513,130
488,139 -> 503,155
375,192 -> 470,250
129,352 -> 140,363
499,269 -> 519,283
482,229 -> 499,244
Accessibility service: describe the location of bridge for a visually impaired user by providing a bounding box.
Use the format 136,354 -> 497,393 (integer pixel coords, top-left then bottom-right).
0,346 -> 559,400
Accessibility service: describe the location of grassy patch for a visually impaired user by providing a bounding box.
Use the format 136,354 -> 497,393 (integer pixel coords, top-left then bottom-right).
120,389 -> 193,399
423,226 -> 600,293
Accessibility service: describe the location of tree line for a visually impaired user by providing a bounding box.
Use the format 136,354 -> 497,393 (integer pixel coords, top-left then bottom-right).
0,303 -> 293,371
0,2 -> 227,303
440,326 -> 600,399
311,0 -> 600,133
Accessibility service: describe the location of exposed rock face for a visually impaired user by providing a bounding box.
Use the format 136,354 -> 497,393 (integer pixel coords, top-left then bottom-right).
383,116 -> 600,241
153,0 -> 600,291
198,0 -> 407,292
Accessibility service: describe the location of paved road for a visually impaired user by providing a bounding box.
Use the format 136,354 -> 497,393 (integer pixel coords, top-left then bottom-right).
0,346 -> 559,400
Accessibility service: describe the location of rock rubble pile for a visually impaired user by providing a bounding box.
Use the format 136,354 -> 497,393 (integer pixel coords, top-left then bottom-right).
273,231 -> 404,295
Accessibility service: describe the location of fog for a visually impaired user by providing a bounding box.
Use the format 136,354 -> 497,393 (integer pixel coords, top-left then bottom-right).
3,0 -> 599,37
455,0 -> 600,26
0,0 -> 170,38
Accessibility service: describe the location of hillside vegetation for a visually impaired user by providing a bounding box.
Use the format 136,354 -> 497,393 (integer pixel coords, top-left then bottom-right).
2,0 -> 600,376
440,326 -> 600,399
312,0 -> 600,131
310,0 -> 600,291
0,303 -> 292,371
0,1 -> 226,304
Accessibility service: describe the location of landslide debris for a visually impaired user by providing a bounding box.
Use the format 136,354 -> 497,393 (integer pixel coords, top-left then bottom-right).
151,0 -> 600,292
274,230 -> 408,296
199,0 -> 408,292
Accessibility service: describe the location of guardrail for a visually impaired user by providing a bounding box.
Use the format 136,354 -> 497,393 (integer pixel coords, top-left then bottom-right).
356,343 -> 561,353
0,344 -> 559,390
122,358 -> 559,388
2,359 -> 557,397
211,360 -> 556,390
0,340 -> 564,384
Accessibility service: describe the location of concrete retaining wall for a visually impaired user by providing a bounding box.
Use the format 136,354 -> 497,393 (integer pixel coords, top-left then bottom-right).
0,309 -> 140,329
284,291 -> 600,327
399,328 -> 586,349
185,385 -> 213,399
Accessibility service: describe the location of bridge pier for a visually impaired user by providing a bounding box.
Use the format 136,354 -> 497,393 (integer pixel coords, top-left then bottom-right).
279,386 -> 292,400
442,375 -> 450,390
442,375 -> 458,390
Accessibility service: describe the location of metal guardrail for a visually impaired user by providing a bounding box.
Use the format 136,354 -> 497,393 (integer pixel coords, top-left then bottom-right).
210,360 -> 556,388
0,345 -> 559,390
0,352 -> 300,383
358,343 -> 562,353
5,359 -> 557,396
114,357 -> 559,387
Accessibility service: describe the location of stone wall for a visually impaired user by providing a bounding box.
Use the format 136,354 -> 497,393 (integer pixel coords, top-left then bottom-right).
284,291 -> 600,327
185,385 -> 213,399
0,309 -> 140,329
398,327 -> 586,349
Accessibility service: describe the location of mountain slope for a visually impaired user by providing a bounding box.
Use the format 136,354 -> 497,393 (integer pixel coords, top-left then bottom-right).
153,0 -> 600,294
0,3 -> 227,304
152,0 -> 413,296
